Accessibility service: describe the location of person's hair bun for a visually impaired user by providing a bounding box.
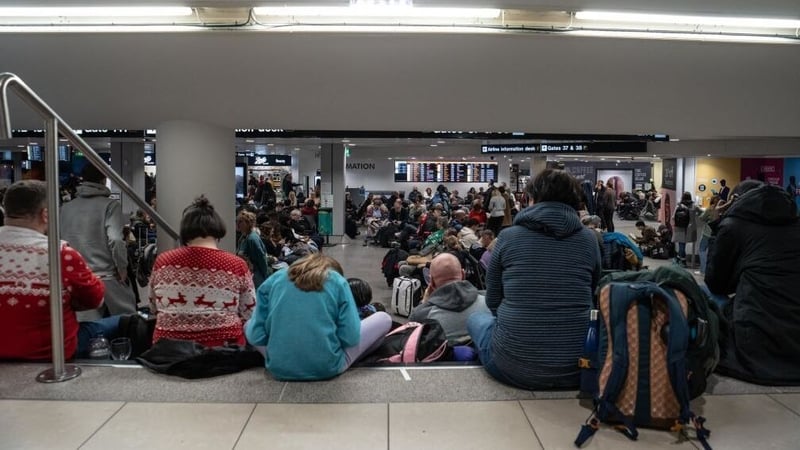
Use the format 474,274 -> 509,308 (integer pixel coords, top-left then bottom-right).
193,195 -> 213,210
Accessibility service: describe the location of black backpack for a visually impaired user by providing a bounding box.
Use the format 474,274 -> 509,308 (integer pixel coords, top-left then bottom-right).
117,313 -> 157,358
674,204 -> 691,228
598,265 -> 723,399
381,247 -> 408,287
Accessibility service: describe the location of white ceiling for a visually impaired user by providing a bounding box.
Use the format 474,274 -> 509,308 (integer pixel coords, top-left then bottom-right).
0,1 -> 799,145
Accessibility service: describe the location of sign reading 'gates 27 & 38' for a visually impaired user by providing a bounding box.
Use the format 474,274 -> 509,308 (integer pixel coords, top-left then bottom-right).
480,142 -> 648,154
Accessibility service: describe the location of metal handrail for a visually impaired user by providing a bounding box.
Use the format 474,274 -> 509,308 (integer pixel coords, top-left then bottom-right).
0,72 -> 179,382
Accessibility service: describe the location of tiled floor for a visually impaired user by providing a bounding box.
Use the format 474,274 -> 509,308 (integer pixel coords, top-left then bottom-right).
3,395 -> 800,449
4,217 -> 782,449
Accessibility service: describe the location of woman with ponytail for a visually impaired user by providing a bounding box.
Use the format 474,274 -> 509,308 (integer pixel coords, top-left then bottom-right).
245,253 -> 392,380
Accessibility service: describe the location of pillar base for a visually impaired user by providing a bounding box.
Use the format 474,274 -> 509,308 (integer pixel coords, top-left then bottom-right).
36,364 -> 82,383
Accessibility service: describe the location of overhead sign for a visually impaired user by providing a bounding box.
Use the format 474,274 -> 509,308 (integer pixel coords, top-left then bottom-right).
249,154 -> 292,166
481,142 -> 648,154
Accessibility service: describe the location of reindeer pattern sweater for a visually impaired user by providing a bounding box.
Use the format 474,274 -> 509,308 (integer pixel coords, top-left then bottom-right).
149,246 -> 256,347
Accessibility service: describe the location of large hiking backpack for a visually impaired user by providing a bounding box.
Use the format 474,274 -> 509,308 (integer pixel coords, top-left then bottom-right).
596,265 -> 722,399
575,282 -> 712,449
674,204 -> 691,228
369,319 -> 452,363
391,276 -> 422,317
381,247 -> 409,287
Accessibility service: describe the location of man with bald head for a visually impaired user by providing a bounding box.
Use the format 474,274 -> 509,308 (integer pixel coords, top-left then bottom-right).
408,252 -> 489,345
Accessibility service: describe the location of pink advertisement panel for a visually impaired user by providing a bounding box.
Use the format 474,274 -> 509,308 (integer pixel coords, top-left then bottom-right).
740,158 -> 784,186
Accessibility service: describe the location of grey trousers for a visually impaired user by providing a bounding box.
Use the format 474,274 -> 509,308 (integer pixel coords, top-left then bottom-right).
76,278 -> 136,321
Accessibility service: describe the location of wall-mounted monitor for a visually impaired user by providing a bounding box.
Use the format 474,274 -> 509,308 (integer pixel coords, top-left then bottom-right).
235,163 -> 246,199
26,144 -> 42,161
58,145 -> 70,162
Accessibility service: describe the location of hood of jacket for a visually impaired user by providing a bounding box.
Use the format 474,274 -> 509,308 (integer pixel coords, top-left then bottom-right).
726,184 -> 798,226
512,201 -> 584,239
76,181 -> 111,198
426,280 -> 480,312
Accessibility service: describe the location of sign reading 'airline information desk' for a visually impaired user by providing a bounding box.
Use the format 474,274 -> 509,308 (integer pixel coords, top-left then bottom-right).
481,142 -> 648,154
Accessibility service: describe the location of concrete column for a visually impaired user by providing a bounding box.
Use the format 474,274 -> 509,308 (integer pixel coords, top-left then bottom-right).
108,141 -> 145,217
297,147 -> 320,197
156,121 -> 235,252
320,143 -> 345,236
529,155 -> 548,180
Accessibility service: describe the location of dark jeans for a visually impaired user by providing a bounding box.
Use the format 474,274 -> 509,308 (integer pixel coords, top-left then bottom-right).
76,315 -> 121,358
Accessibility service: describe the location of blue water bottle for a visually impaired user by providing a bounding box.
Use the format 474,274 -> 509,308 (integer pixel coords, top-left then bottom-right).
579,309 -> 599,397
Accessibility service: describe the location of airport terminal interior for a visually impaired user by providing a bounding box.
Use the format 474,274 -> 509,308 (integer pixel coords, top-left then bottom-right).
2,0 -> 800,449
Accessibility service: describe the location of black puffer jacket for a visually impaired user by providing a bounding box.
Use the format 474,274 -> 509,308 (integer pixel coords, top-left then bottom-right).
705,184 -> 800,385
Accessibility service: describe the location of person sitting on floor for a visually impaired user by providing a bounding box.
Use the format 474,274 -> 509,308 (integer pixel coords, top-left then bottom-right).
245,254 -> 392,381
347,277 -> 386,320
705,181 -> 800,385
409,253 -> 489,345
149,196 -> 256,347
467,169 -> 601,390
0,180 -> 117,360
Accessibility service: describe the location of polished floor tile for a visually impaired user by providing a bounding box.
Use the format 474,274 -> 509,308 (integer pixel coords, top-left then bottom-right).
520,399 -> 696,450
0,400 -> 123,449
690,395 -> 800,450
389,401 -> 541,450
771,394 -> 800,416
235,403 -> 387,450
81,402 -> 254,449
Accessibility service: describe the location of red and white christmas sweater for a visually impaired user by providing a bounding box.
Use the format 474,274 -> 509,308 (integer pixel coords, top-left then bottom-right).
149,246 -> 256,347
0,226 -> 105,361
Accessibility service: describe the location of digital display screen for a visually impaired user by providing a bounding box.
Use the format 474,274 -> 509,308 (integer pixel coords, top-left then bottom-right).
394,161 -> 498,183
27,145 -> 42,161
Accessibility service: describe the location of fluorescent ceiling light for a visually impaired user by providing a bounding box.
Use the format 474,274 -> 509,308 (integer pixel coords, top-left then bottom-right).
569,29 -> 799,44
575,11 -> 800,29
0,7 -> 192,17
254,6 -> 500,19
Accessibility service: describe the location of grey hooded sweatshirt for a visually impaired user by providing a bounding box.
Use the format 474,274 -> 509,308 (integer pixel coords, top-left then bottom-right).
408,280 -> 489,345
60,182 -> 128,279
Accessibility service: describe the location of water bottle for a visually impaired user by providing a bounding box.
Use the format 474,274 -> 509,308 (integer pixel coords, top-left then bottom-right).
579,309 -> 599,397
88,334 -> 111,360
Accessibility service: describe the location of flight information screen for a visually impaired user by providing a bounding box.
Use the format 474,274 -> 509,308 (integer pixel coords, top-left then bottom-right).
394,161 -> 498,183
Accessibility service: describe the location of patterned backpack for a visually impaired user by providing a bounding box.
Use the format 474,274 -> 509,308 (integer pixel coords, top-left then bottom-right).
575,282 -> 711,449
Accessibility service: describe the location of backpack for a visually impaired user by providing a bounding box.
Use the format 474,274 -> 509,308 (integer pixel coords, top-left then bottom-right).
674,204 -> 691,228
117,312 -> 157,358
575,281 -> 712,449
601,240 -> 628,272
594,266 -> 723,399
391,276 -> 422,317
381,247 -> 409,287
368,319 -> 452,363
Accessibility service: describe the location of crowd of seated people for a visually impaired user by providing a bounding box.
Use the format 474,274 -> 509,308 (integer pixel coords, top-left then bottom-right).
2,169 -> 799,393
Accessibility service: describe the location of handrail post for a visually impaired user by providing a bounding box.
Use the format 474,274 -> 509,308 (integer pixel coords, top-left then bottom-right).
36,117 -> 81,383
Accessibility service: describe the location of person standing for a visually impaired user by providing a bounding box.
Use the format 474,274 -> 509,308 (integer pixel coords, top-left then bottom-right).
60,163 -> 135,319
487,188 -> 506,236
601,179 -> 617,232
672,191 -> 701,266
718,179 -> 731,203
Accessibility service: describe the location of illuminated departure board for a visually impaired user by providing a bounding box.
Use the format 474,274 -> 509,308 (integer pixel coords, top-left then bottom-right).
394,161 -> 498,183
